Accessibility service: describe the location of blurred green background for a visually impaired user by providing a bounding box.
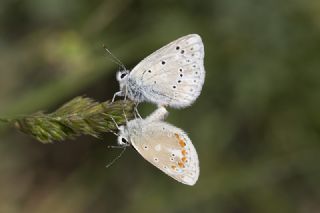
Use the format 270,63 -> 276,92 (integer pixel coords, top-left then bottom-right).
1,0 -> 320,212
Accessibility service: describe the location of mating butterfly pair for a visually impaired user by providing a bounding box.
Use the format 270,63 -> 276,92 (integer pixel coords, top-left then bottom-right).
112,34 -> 205,185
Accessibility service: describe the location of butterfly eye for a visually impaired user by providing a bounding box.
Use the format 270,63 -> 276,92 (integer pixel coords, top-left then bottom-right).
121,137 -> 128,143
120,73 -> 127,79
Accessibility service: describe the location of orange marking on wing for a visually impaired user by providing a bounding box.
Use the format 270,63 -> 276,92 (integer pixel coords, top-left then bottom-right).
182,149 -> 187,156
171,165 -> 176,169
179,140 -> 186,147
174,133 -> 179,138
175,133 -> 186,147
182,157 -> 187,162
178,162 -> 185,168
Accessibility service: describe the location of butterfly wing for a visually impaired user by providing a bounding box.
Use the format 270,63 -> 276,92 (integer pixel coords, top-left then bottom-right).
130,121 -> 199,185
129,34 -> 205,108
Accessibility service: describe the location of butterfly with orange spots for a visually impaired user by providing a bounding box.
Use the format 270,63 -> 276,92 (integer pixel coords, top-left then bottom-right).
117,107 -> 199,185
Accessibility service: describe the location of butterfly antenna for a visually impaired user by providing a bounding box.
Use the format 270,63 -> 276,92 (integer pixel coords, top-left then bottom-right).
106,146 -> 127,168
107,145 -> 125,149
102,44 -> 127,71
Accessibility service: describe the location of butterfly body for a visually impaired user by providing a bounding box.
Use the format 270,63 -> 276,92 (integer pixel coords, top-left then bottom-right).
115,34 -> 205,108
117,107 -> 199,185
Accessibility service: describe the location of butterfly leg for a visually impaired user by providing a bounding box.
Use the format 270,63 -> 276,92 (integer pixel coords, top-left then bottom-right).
146,106 -> 168,122
112,91 -> 123,103
120,86 -> 130,122
108,115 -> 120,130
134,103 -> 142,119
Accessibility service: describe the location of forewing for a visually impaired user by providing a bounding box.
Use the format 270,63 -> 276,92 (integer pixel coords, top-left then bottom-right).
130,121 -> 199,185
129,34 -> 205,108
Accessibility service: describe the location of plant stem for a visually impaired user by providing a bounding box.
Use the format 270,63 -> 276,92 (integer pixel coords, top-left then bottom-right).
1,97 -> 135,143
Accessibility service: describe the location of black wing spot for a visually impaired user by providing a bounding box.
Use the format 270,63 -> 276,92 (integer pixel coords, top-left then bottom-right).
180,74 -> 183,77
179,68 -> 183,72
173,85 -> 177,89
148,70 -> 152,73
178,80 -> 181,83
161,61 -> 166,65
181,50 -> 185,54
176,46 -> 180,50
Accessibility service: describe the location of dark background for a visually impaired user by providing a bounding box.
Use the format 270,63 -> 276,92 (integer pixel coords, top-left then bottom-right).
0,0 -> 320,212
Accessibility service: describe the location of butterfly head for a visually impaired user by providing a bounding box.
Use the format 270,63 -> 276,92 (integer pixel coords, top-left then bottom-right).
116,70 -> 130,95
116,69 -> 129,83
117,125 -> 130,146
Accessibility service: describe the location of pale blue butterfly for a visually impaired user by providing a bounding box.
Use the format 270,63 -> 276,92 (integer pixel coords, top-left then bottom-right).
113,34 -> 205,109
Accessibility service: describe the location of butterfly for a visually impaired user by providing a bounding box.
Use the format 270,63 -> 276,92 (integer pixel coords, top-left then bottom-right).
113,34 -> 205,109
117,107 -> 199,185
